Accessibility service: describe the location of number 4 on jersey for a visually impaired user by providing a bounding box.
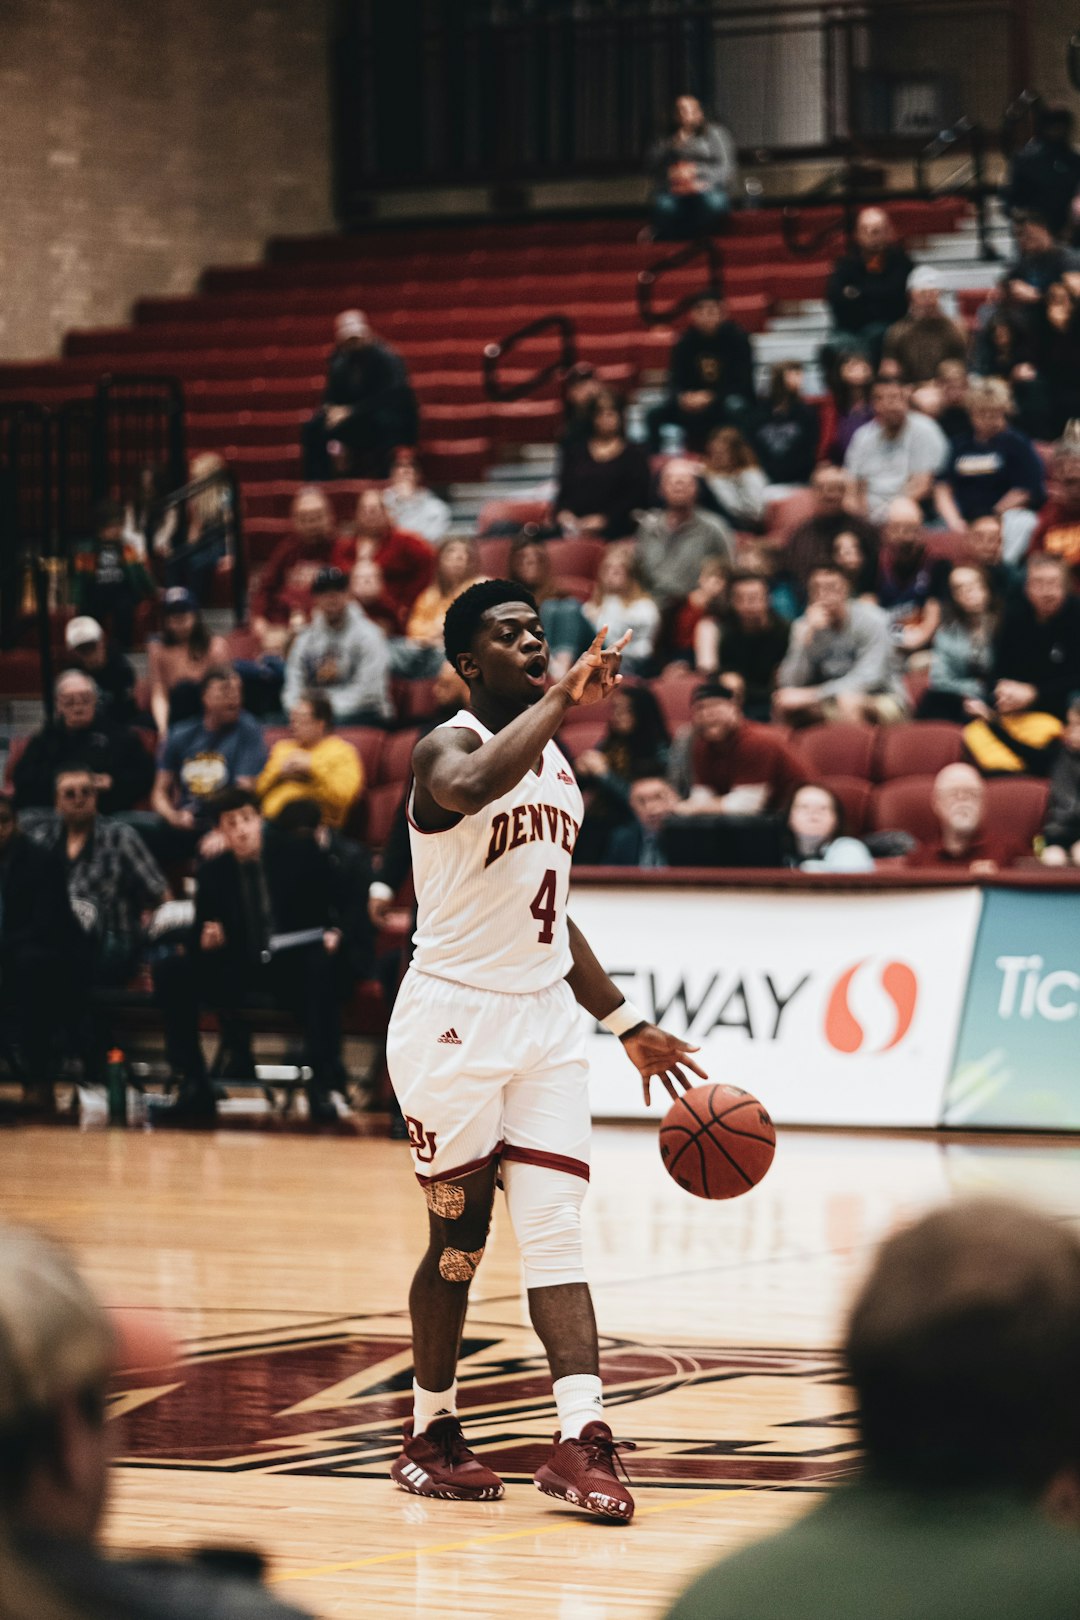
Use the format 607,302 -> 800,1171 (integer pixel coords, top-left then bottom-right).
529,869 -> 558,943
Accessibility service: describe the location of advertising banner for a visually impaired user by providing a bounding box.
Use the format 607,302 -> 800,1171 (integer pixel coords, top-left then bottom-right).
571,885 -> 982,1128
942,889 -> 1080,1129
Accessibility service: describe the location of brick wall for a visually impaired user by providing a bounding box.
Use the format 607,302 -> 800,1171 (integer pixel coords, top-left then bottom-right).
0,0 -> 332,362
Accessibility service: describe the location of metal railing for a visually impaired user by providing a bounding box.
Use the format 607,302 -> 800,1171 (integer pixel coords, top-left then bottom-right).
144,464 -> 248,625
482,314 -> 578,402
636,235 -> 723,326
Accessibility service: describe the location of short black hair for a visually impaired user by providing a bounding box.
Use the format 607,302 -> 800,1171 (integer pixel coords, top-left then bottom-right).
199,665 -> 235,696
93,498 -> 125,530
692,289 -> 723,307
208,786 -> 258,825
693,680 -> 741,704
443,578 -> 540,676
298,691 -> 334,729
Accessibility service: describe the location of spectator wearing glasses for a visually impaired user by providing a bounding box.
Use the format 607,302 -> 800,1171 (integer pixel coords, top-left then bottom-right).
905,763 -> 1023,873
61,617 -> 138,726
782,782 -> 874,872
12,672 -> 154,819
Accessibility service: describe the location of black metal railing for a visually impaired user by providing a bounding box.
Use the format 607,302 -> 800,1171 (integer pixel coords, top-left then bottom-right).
0,404 -> 53,651
636,236 -> 723,326
146,464 -> 248,625
482,314 -> 578,402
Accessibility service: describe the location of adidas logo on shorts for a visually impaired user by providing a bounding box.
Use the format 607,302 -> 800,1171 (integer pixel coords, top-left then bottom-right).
437,1028 -> 462,1045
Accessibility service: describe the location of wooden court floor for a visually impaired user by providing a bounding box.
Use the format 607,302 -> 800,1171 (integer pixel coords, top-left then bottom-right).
1,1123 -> 1079,1619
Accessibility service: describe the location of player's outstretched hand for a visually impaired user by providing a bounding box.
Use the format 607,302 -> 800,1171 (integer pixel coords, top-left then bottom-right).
559,625 -> 633,707
621,1023 -> 708,1106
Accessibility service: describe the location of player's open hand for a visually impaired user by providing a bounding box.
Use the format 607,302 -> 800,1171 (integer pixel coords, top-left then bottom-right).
559,626 -> 633,707
620,1023 -> 708,1106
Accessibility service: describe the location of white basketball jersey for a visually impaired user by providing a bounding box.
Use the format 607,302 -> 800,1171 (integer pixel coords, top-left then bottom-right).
408,710 -> 584,993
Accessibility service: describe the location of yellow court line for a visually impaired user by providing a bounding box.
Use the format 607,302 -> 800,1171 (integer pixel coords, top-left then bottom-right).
270,1488 -> 744,1585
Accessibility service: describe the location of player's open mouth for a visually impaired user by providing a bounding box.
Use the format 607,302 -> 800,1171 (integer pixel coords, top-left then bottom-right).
524,655 -> 548,685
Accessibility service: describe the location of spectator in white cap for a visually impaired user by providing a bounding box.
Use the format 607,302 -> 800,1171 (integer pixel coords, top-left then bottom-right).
0,1222 -> 314,1619
301,307 -> 419,480
882,264 -> 968,384
61,617 -> 138,725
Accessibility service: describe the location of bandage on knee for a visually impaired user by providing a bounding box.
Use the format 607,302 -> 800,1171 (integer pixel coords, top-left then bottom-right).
438,1246 -> 485,1283
502,1161 -> 587,1289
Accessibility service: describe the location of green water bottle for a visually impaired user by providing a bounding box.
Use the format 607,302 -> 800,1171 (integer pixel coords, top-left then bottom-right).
106,1049 -> 128,1128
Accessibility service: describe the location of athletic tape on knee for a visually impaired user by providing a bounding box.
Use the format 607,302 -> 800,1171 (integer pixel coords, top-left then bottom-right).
438,1245 -> 485,1283
502,1161 -> 587,1289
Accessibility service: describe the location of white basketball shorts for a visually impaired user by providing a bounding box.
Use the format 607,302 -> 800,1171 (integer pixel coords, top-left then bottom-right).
386,968 -> 591,1186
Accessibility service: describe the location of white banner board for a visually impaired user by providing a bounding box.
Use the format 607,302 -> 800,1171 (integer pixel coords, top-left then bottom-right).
570,885 -> 983,1128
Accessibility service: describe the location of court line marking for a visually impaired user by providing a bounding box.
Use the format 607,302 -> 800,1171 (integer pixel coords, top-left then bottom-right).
269,1488 -> 744,1584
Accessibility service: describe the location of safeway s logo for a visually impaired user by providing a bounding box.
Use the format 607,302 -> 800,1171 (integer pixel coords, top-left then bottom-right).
824,959 -> 918,1055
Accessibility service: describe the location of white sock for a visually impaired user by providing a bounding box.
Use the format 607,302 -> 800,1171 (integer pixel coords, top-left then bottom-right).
412,1379 -> 457,1436
553,1373 -> 604,1440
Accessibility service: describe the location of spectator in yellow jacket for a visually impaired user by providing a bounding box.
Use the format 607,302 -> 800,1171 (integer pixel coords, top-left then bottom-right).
257,693 -> 363,829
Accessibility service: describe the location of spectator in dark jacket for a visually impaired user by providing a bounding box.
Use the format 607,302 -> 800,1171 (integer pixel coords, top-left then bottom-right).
826,208 -> 914,369
751,362 -> 820,487
301,309 -> 418,480
706,572 -> 791,721
0,795 -> 80,1112
70,499 -> 154,651
555,393 -> 651,541
648,293 -> 755,452
61,616 -> 138,724
603,776 -> 682,868
1039,696 -> 1080,867
12,672 -> 154,817
1006,106 -> 1080,237
935,378 -> 1046,564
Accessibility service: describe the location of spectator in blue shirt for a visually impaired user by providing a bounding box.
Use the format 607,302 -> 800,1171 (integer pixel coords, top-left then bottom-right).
149,667 -> 268,858
936,378 -> 1047,564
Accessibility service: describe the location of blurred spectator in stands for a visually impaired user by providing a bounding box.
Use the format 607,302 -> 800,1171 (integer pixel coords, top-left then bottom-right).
402,538 -> 486,676
876,496 -> 941,656
169,450 -> 232,604
1002,212 -> 1080,326
648,94 -> 737,241
750,362 -> 820,490
601,775 -> 682,868
831,526 -> 880,602
334,488 -> 434,622
973,305 -> 1034,388
350,555 -> 405,638
555,392 -> 650,541
825,208 -> 914,370
659,555 -> 729,668
880,265 -> 968,385
31,767 -> 164,989
935,378 -> 1046,562
177,789 -> 353,1123
964,553 -> 1080,772
648,293 -> 755,453
668,679 -> 805,812
1028,437 -> 1080,584
508,536 -> 592,681
71,499 -> 154,652
1040,696 -> 1080,867
62,616 -> 138,725
774,563 -> 907,725
301,308 -> 418,479
906,763 -> 1022,871
781,782 -> 874,872
846,378 -> 949,524
0,1224 -> 312,1619
928,512 -> 1013,607
151,667 -> 268,854
635,457 -> 734,610
559,362 -> 602,451
576,686 -> 670,788
917,564 -> 998,722
782,465 -> 879,601
664,1199 -> 1080,1620
0,794 -> 77,1115
257,693 -> 363,831
1026,280 -> 1080,440
696,571 -> 790,720
1007,107 -> 1080,238
696,425 -> 767,532
13,672 -> 153,817
821,352 -> 875,464
146,586 -> 231,734
250,486 -> 339,655
929,358 -> 974,445
283,567 -> 392,724
583,550 -> 660,675
383,452 -> 450,545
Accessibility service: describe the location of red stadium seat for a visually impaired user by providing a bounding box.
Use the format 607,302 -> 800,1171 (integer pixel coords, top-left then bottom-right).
555,719 -> 606,758
476,498 -> 550,537
338,726 -> 384,786
377,727 -> 421,787
550,573 -> 595,603
653,666 -> 700,734
363,781 -> 404,849
875,722 -> 965,782
392,678 -> 440,723
985,777 -> 1050,850
821,774 -> 873,836
870,776 -> 939,843
548,538 -> 605,582
477,538 -> 512,576
792,723 -> 876,781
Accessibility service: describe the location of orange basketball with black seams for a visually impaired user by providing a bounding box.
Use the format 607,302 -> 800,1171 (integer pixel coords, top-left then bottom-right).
659,1084 -> 776,1200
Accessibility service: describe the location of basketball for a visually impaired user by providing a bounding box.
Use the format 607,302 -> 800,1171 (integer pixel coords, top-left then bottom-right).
659,1085 -> 776,1200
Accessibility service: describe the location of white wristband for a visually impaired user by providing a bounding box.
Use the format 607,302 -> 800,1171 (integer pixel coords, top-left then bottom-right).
600,1000 -> 647,1038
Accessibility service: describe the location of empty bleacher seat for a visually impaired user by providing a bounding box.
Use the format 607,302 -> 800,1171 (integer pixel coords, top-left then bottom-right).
792,723 -> 877,781
870,776 -> 940,844
875,722 -> 965,782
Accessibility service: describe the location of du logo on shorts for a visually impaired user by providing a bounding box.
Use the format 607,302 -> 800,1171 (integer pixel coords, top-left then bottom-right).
824,959 -> 918,1055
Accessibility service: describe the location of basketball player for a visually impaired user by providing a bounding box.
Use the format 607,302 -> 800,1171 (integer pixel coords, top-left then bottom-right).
387,579 -> 706,1522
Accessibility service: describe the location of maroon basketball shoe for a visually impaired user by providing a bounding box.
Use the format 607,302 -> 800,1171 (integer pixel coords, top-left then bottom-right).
390,1417 -> 505,1501
534,1421 -> 636,1522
